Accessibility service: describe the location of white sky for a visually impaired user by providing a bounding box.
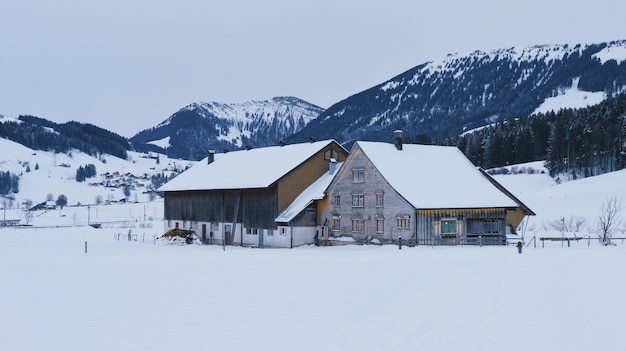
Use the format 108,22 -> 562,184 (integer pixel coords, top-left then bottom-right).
1,0 -> 625,137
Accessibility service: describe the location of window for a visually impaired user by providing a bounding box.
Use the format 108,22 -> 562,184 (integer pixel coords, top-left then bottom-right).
333,194 -> 341,206
246,228 -> 259,235
352,194 -> 365,207
210,223 -> 219,231
376,219 -> 384,234
375,192 -> 384,207
396,215 -> 410,229
280,227 -> 287,236
441,220 -> 457,235
267,229 -> 274,236
484,219 -> 500,233
332,218 -> 341,231
324,148 -> 339,160
352,219 -> 365,233
352,168 -> 365,183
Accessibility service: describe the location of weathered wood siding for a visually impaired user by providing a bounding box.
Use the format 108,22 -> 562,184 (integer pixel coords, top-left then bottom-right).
240,187 -> 279,229
320,145 -> 415,243
416,208 -> 507,245
164,190 -> 234,222
164,187 -> 278,229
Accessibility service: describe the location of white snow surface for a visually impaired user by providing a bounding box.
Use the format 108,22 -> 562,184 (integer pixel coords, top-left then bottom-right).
0,137 -> 193,207
357,141 -> 518,209
533,77 -> 605,115
2,157 -> 626,350
592,41 -> 626,64
159,140 -> 338,191
148,136 -> 171,149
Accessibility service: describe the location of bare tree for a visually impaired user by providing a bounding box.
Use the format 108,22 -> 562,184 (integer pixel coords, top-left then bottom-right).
548,216 -> 586,233
597,197 -> 623,245
21,199 -> 34,225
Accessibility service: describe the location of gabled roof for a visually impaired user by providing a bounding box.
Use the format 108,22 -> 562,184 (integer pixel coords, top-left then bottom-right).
275,162 -> 343,223
356,141 -> 520,209
159,140 -> 342,192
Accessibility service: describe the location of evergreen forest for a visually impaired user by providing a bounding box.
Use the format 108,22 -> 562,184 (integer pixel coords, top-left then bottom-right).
0,115 -> 129,159
440,94 -> 626,180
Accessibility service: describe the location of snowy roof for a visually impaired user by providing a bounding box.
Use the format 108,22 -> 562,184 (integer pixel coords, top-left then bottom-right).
356,141 -> 519,209
159,140 -> 339,192
275,162 -> 343,223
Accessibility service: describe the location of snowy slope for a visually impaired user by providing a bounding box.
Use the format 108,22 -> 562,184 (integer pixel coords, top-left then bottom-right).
0,137 -> 194,208
491,161 -> 626,236
289,39 -> 626,146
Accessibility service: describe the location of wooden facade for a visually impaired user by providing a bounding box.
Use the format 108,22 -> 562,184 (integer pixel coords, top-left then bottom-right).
319,141 -> 534,246
162,140 -> 348,248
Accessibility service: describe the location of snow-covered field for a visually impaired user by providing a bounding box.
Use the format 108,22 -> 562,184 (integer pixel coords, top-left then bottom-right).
1,161 -> 626,350
1,225 -> 625,351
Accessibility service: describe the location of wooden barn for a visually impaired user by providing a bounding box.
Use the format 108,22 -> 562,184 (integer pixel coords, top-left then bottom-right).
159,140 -> 348,248
319,131 -> 534,246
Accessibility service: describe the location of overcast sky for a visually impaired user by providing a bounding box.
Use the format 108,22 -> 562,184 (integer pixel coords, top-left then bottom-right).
1,0 -> 625,137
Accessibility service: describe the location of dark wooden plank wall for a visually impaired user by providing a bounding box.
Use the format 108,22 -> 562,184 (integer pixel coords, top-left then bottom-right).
164,187 -> 279,229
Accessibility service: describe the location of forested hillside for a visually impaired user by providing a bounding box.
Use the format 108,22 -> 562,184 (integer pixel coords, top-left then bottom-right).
0,115 -> 129,159
443,94 -> 626,180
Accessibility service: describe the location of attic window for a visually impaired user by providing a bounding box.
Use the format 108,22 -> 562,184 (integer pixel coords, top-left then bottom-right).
324,148 -> 339,160
352,168 -> 365,183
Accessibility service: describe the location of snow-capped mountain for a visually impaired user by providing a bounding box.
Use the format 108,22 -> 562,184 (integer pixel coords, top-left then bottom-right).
287,40 -> 626,146
130,96 -> 323,160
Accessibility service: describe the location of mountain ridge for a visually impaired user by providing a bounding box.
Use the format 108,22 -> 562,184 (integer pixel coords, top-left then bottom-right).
130,96 -> 323,160
287,39 -> 626,147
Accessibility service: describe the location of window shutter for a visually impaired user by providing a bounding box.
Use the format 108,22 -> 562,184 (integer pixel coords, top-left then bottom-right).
457,220 -> 463,234
434,221 -> 440,235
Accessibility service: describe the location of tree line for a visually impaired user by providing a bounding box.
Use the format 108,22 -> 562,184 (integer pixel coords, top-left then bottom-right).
0,171 -> 19,195
438,94 -> 626,179
0,115 -> 129,159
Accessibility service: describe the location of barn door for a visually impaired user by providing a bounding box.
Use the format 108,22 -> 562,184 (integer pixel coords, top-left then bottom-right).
224,224 -> 232,245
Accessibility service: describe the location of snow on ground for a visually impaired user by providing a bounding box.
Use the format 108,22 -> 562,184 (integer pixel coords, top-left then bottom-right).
532,77 -> 605,115
0,137 -> 194,207
492,161 -> 626,237
148,136 -> 171,149
1,225 -> 625,351
2,100 -> 624,349
2,157 -> 626,351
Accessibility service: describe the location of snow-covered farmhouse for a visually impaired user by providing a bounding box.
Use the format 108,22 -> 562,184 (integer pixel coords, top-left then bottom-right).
319,131 -> 535,245
159,140 -> 348,248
